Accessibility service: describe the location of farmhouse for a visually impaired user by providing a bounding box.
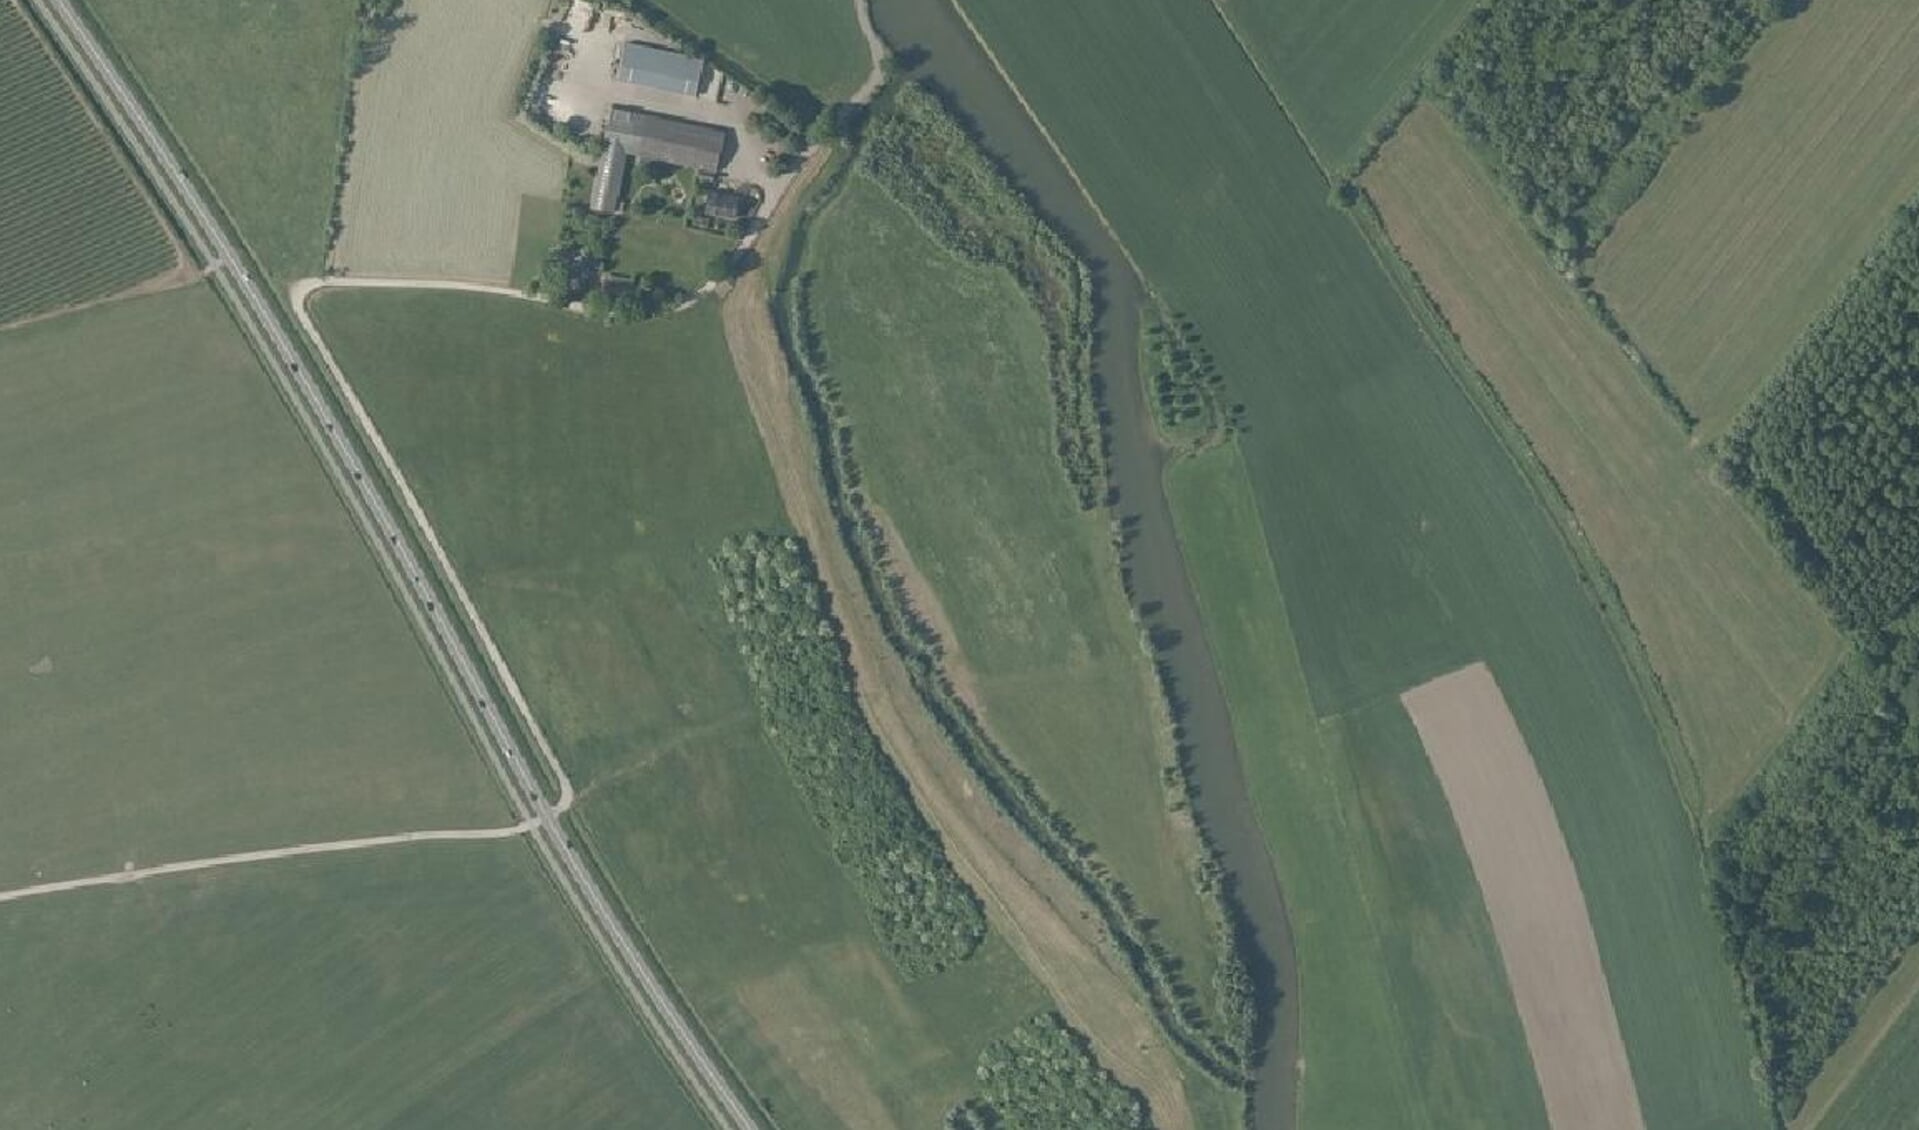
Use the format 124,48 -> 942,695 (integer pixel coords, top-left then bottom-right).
589,136 -> 628,215
605,106 -> 728,176
614,40 -> 705,96
702,187 -> 756,223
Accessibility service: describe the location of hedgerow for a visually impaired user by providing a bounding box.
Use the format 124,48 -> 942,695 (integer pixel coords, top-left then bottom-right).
714,530 -> 986,978
947,1013 -> 1152,1130
858,82 -> 1107,509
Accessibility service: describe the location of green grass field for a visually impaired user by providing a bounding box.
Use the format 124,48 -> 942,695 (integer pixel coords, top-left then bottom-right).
0,841 -> 703,1129
1591,0 -> 1919,437
1168,443 -> 1545,1128
314,289 -> 1048,1130
1212,0 -> 1473,169
0,284 -> 501,884
82,0 -> 358,280
802,174 -> 1221,993
659,0 -> 870,100
1366,105 -> 1840,816
951,0 -> 1771,1124
615,215 -> 731,288
510,193 -> 565,288
0,1 -> 174,327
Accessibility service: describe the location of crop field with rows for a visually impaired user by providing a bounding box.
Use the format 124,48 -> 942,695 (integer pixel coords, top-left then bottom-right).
0,1 -> 174,328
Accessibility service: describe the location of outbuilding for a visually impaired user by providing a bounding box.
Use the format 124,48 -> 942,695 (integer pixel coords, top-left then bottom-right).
605,106 -> 729,176
614,40 -> 705,96
589,136 -> 628,215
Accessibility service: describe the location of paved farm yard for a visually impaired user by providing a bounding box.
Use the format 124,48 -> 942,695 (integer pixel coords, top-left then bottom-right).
1592,0 -> 1919,437
0,286 -> 503,885
336,0 -> 563,283
1367,105 -> 1841,816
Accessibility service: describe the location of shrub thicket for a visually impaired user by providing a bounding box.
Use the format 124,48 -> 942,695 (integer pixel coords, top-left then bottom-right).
1143,312 -> 1243,446
949,1013 -> 1152,1130
713,530 -> 986,978
859,82 -> 1107,509
1429,0 -> 1791,257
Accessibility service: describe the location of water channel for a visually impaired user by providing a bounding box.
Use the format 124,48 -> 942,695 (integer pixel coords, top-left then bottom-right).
860,2 -> 1300,1125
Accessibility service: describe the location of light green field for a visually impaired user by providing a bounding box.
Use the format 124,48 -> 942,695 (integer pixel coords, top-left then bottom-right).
0,841 -> 703,1129
81,0 -> 357,280
0,284 -> 500,885
314,289 -> 1048,1130
1168,443 -> 1545,1128
661,0 -> 869,100
1212,0 -> 1473,168
1366,105 -> 1840,816
951,0 -> 1771,1125
804,173 -> 1221,996
615,215 -> 731,288
1591,0 -> 1919,437
0,1 -> 175,327
510,193 -> 565,288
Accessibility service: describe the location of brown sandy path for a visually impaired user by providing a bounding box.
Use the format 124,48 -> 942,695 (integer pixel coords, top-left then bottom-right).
1401,662 -> 1645,1130
719,168 -> 1195,1130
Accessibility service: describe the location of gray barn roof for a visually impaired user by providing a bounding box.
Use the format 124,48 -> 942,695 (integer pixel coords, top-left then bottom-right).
589,137 -> 627,214
605,106 -> 729,176
614,41 -> 705,95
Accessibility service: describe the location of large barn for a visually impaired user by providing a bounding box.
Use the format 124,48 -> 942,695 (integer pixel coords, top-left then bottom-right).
613,41 -> 705,96
604,106 -> 729,177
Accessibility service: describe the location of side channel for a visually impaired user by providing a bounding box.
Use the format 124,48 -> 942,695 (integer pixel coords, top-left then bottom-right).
863,1 -> 1300,1125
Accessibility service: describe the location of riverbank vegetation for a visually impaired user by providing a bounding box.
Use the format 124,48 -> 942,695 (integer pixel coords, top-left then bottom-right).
1428,0 -> 1796,259
1143,312 -> 1241,449
714,530 -> 986,978
947,1013 -> 1152,1130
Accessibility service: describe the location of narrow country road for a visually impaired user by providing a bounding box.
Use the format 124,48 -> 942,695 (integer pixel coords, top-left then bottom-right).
22,3 -> 763,1127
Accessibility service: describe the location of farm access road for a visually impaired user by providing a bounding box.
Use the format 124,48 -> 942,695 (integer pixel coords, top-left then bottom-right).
21,2 -> 762,1127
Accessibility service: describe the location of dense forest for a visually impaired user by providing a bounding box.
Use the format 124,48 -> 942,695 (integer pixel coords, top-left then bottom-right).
1713,201 -> 1919,1115
1722,202 -> 1919,636
945,1013 -> 1152,1130
859,82 -> 1107,509
713,531 -> 986,978
1428,0 -> 1792,257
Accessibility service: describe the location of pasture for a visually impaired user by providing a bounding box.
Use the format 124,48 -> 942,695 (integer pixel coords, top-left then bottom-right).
313,289 -> 1048,1130
1591,0 -> 1919,437
335,0 -> 562,283
801,174 -> 1222,994
948,0 -> 1771,1125
0,842 -> 703,1129
1212,0 -> 1473,168
1365,105 -> 1840,816
0,0 -> 175,327
83,0 -> 358,280
656,0 -> 870,100
1168,445 -> 1546,1129
0,285 -> 500,885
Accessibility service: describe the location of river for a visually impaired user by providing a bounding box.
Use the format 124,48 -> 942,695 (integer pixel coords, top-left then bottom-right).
860,2 -> 1300,1126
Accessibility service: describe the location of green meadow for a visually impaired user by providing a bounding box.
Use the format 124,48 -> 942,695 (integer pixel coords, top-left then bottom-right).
315,290 -> 1047,1130
950,0 -> 1770,1124
658,0 -> 870,99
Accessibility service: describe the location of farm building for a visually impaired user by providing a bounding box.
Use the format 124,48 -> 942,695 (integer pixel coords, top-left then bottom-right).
589,136 -> 628,215
703,188 -> 756,223
605,106 -> 729,176
614,40 -> 705,95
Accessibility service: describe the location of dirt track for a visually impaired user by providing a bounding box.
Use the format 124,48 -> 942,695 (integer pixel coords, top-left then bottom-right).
718,178 -> 1195,1130
1401,663 -> 1645,1130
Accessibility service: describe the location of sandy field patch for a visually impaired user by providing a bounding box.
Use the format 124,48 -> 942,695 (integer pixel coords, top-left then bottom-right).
1592,0 -> 1919,436
1402,662 -> 1645,1130
335,0 -> 563,283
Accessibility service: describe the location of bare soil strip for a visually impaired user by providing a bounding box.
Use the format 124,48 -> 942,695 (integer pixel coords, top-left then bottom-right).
1401,662 -> 1646,1130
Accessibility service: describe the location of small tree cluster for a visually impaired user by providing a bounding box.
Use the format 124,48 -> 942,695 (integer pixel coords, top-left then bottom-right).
950,1013 -> 1152,1130
1144,312 -> 1244,445
351,0 -> 413,77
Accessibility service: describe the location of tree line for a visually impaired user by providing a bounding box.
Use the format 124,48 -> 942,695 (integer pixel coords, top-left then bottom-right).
1711,199 -> 1919,1117
1428,0 -> 1797,259
945,1013 -> 1153,1130
713,530 -> 987,979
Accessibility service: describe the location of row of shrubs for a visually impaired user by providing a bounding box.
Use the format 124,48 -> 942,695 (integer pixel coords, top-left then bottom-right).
945,1013 -> 1153,1130
713,530 -> 987,979
858,82 -> 1109,510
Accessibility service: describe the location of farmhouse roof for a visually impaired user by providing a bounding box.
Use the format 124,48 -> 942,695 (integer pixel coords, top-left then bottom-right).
614,40 -> 705,95
589,137 -> 628,215
703,188 -> 755,222
605,106 -> 729,176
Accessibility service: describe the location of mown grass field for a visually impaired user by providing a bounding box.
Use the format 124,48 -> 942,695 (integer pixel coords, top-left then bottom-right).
1366,105 -> 1840,816
658,0 -> 869,100
335,0 -> 562,283
615,216 -> 731,289
0,1 -> 174,327
1168,443 -> 1546,1129
510,193 -> 565,288
0,842 -> 704,1129
81,0 -> 357,281
1591,0 -> 1919,437
315,289 -> 1048,1130
1212,0 -> 1473,169
1795,947 -> 1919,1130
951,0 -> 1771,1124
0,285 -> 501,885
803,174 -> 1221,994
